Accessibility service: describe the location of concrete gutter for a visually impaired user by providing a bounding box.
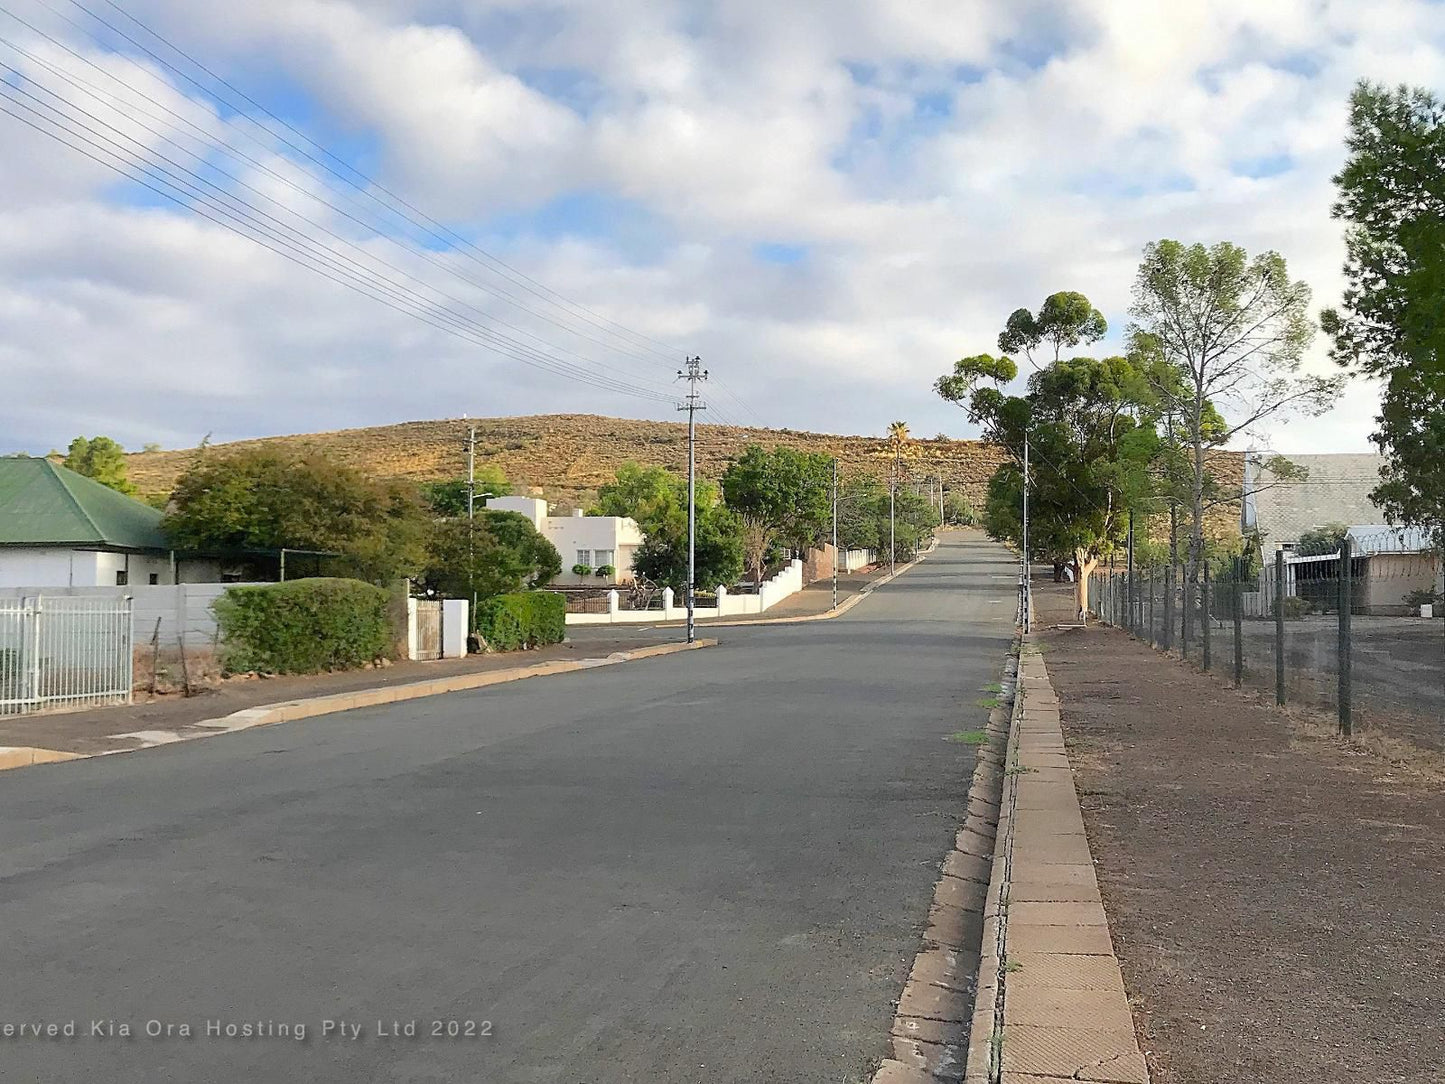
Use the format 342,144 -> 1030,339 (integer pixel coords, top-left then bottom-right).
961,638 -> 1149,1084
0,639 -> 716,773
869,633 -> 1014,1083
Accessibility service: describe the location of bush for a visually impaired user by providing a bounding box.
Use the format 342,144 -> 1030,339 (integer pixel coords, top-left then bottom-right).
596,564 -> 616,577
474,592 -> 566,651
213,578 -> 392,674
572,563 -> 592,576
1281,596 -> 1308,621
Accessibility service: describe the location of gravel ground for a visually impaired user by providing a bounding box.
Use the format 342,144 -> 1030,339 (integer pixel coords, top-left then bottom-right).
1036,580 -> 1445,1084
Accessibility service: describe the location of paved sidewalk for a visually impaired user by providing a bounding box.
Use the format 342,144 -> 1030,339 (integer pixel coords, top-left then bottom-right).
967,643 -> 1149,1084
0,629 -> 684,757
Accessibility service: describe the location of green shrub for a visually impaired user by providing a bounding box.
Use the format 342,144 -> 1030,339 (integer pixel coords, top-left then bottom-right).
572,563 -> 592,576
596,564 -> 616,577
213,578 -> 392,674
1281,596 -> 1308,621
474,592 -> 566,651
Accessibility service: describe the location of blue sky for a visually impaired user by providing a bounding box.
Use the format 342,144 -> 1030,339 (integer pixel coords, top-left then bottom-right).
2,0 -> 1444,457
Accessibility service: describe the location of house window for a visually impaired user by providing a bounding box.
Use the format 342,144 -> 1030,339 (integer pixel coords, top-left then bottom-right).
115,570 -> 128,586
594,549 -> 614,569
148,573 -> 160,585
576,550 -> 591,567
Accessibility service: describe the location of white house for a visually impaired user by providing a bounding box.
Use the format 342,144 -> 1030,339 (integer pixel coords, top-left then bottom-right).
488,496 -> 644,585
0,457 -> 222,588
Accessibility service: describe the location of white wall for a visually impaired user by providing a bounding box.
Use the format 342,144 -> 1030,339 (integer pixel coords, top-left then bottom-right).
566,560 -> 807,625
0,548 -> 224,588
0,582 -> 268,648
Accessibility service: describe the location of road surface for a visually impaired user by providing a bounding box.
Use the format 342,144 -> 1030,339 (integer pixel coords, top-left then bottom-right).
0,532 -> 1017,1083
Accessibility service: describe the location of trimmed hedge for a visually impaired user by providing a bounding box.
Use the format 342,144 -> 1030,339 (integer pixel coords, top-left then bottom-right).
214,578 -> 392,674
475,591 -> 566,651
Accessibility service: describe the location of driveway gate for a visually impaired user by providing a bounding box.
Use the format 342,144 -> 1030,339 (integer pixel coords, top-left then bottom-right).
0,596 -> 134,715
413,600 -> 443,661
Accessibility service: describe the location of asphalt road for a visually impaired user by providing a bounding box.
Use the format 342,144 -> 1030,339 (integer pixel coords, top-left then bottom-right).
0,532 -> 1017,1083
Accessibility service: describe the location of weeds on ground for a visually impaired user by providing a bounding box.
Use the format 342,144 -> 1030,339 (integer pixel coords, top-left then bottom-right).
948,729 -> 990,745
981,681 -> 1002,694
976,696 -> 1001,709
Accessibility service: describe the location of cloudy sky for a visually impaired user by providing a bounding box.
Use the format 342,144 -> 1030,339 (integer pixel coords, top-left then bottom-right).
2,0 -> 1443,456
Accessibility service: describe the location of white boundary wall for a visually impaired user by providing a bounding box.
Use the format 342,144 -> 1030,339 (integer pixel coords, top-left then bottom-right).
0,583 -> 268,650
568,559 -> 805,625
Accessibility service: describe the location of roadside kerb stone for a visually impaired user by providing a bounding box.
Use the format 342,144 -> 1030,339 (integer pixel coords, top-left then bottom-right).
0,639 -> 718,773
960,642 -> 1149,1084
873,646 -> 1017,1084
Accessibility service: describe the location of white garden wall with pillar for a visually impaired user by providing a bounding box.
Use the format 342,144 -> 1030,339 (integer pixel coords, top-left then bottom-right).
488,497 -> 643,585
566,559 -> 806,625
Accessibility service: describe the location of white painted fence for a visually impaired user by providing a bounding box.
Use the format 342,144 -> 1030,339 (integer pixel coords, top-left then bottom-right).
0,582 -> 269,651
0,596 -> 134,715
568,559 -> 806,625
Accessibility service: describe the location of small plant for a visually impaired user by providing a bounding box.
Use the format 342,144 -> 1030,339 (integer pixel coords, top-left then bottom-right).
1281,596 -> 1308,621
1003,960 -> 1024,974
976,696 -> 1000,709
1403,588 -> 1440,608
981,681 -> 1002,694
1004,764 -> 1037,776
948,729 -> 989,745
571,563 -> 592,577
596,564 -> 616,578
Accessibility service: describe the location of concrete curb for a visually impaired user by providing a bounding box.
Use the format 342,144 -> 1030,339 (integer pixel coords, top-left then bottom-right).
0,639 -> 717,774
870,635 -> 1016,1083
959,636 -> 1150,1084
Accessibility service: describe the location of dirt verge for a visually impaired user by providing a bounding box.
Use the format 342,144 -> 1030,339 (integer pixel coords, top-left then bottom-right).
1036,581 -> 1445,1084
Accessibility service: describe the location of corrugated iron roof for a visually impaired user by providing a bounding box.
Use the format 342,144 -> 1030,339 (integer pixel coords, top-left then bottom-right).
0,457 -> 170,550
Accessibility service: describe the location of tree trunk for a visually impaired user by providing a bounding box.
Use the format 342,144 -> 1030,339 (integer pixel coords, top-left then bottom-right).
1074,549 -> 1099,616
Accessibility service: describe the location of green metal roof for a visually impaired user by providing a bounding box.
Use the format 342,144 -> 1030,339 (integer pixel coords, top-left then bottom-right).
0,457 -> 170,550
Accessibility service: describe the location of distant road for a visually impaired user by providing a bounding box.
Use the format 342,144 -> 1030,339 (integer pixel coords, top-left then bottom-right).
0,532 -> 1017,1082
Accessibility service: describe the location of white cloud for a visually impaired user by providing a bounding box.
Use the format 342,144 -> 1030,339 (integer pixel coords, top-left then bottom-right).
1,0 -> 1442,457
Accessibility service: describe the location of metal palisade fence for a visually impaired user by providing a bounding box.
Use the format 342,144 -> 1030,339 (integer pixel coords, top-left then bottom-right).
1091,528 -> 1445,751
0,596 -> 135,716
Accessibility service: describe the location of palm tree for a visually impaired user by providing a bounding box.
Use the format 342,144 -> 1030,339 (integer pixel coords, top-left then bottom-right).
887,421 -> 909,471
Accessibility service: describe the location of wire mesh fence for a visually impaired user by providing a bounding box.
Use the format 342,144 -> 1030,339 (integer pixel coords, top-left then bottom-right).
0,595 -> 135,715
1091,533 -> 1445,751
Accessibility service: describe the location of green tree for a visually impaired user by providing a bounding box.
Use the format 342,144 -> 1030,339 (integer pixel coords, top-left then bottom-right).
63,435 -> 136,495
942,490 -> 976,526
420,467 -> 511,517
1128,240 -> 1338,591
592,462 -> 744,590
997,291 -> 1108,365
421,511 -> 560,602
1322,81 -> 1445,544
1295,524 -> 1349,557
162,447 -> 431,584
936,295 -> 1159,612
720,445 -> 832,581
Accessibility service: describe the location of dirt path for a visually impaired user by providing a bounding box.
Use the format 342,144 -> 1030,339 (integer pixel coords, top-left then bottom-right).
1035,580 -> 1445,1084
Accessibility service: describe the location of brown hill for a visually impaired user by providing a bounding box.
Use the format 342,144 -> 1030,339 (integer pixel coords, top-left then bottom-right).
126,413 -> 1243,544
127,414 -> 1013,509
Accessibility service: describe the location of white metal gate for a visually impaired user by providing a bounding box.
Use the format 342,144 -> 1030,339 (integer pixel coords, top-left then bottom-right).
0,596 -> 134,715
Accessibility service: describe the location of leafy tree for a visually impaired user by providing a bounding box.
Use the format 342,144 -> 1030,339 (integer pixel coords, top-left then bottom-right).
421,511 -> 560,601
63,435 -> 136,495
162,447 -> 431,584
942,490 -> 976,526
1128,240 -> 1340,590
719,445 -> 832,581
935,294 -> 1159,612
420,467 -> 511,517
998,291 -> 1108,364
592,462 -> 744,590
1296,524 -> 1349,558
1322,81 -> 1445,544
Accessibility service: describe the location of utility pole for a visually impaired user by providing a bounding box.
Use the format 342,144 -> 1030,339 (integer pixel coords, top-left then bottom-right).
889,477 -> 896,575
678,356 -> 707,644
831,457 -> 839,612
1022,435 -> 1031,632
465,421 -> 478,618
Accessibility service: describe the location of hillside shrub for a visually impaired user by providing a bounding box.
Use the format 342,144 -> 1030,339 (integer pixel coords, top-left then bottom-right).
474,592 -> 566,651
213,578 -> 392,674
